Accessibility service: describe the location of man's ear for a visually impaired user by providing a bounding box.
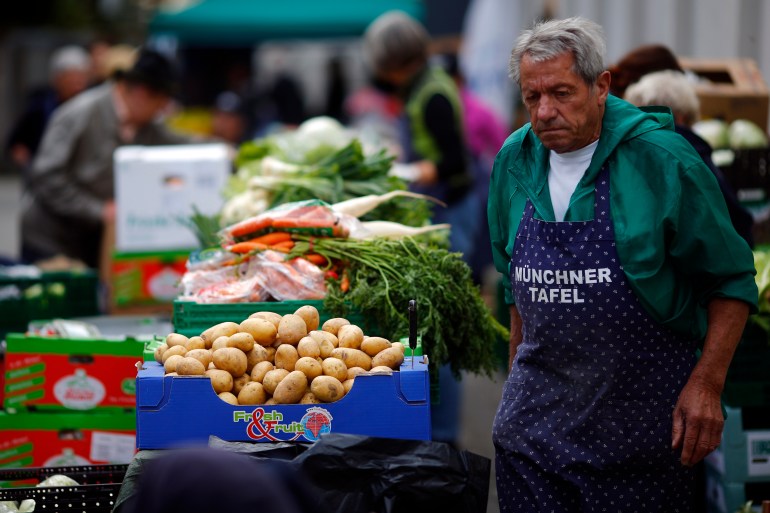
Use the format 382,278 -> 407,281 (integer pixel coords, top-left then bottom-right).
595,70 -> 611,102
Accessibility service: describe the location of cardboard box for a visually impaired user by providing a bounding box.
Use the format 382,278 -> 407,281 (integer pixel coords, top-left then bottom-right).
4,334 -> 145,412
706,405 -> 770,483
0,411 -> 136,472
111,251 -> 189,309
679,58 -> 770,130
136,359 -> 431,449
114,143 -> 230,253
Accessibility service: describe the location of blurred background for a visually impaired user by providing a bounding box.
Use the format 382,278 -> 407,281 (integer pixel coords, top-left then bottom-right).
0,3 -> 769,512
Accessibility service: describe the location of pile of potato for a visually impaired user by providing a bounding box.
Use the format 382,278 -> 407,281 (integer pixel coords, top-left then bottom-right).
153,305 -> 405,405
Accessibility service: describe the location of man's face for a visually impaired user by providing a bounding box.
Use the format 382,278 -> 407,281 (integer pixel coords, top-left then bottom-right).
519,52 -> 610,153
124,84 -> 171,125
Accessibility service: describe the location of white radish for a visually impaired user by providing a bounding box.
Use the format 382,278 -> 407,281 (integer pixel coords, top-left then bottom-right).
259,156 -> 303,176
354,221 -> 451,239
331,190 -> 446,218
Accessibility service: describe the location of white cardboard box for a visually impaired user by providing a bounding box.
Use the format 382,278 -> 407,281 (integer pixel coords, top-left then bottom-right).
114,144 -> 230,252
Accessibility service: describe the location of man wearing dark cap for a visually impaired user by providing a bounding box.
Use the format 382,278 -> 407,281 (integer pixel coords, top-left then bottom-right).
20,47 -> 197,270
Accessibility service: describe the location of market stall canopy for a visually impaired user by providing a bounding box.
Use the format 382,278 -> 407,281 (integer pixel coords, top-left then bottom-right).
149,0 -> 425,45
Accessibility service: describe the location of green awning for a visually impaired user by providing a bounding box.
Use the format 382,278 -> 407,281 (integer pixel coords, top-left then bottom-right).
149,0 -> 425,45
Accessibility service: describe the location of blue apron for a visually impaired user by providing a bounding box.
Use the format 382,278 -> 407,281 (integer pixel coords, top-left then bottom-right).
492,167 -> 697,512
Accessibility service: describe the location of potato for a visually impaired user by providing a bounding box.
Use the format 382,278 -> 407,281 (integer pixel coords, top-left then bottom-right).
343,378 -> 355,394
277,314 -> 307,345
321,317 -> 350,336
321,357 -> 348,381
370,365 -> 394,374
240,318 -> 277,347
337,324 -> 364,350
165,333 -> 188,348
224,332 -> 253,353
218,392 -> 239,405
212,347 -> 248,377
176,357 -> 206,376
391,342 -> 405,354
185,336 -> 206,351
211,336 -> 230,352
249,311 -> 282,329
372,347 -> 405,369
237,382 -> 267,405
201,321 -> 240,346
245,345 -> 269,372
265,398 -> 277,405
264,346 -> 276,363
208,362 -> 216,370
250,361 -> 274,383
274,344 -> 299,371
186,349 -> 213,369
347,366 -> 368,380
297,336 -> 321,358
153,343 -> 168,363
164,354 -> 185,374
361,336 -> 392,357
331,347 -> 372,371
206,369 -> 234,394
273,370 -> 308,404
311,376 -> 345,403
309,330 -> 338,358
162,345 -> 187,363
232,374 -> 251,395
262,369 -> 290,395
165,372 -> 178,377
295,357 -> 323,381
299,392 -> 320,404
294,305 -> 320,332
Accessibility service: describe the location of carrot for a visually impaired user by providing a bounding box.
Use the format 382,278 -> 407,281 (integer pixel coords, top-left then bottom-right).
269,240 -> 295,253
302,253 -> 328,266
229,217 -> 272,238
340,271 -> 350,293
250,231 -> 293,246
227,241 -> 268,254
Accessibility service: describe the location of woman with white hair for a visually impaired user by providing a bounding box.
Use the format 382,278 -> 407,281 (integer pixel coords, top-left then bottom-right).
625,70 -> 754,247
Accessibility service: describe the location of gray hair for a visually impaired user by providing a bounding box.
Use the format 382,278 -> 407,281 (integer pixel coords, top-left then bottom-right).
363,10 -> 429,75
49,45 -> 91,78
624,70 -> 700,125
509,17 -> 606,85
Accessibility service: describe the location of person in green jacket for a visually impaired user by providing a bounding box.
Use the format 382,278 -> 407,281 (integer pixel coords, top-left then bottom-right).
488,17 -> 757,512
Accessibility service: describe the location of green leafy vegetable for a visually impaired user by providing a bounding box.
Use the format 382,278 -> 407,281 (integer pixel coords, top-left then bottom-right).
289,236 -> 507,378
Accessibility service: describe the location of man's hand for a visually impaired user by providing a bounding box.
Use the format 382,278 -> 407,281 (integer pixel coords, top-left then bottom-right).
671,298 -> 750,466
671,375 -> 724,466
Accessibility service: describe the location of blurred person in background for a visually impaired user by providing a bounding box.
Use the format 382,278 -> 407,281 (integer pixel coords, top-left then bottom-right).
624,69 -> 754,248
363,10 -> 476,447
608,43 -> 683,99
211,90 -> 250,146
435,51 -> 510,286
5,45 -> 91,172
20,47 -> 197,270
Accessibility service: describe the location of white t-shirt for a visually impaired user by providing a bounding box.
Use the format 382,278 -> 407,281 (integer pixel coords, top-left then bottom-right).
548,140 -> 599,221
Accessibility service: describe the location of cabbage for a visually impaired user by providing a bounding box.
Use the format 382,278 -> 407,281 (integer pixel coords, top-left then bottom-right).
728,119 -> 769,149
692,119 -> 730,149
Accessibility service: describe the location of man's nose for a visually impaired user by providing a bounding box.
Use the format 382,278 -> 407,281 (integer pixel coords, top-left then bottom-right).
536,96 -> 557,121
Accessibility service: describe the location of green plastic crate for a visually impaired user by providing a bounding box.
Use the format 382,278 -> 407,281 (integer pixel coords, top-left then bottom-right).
172,300 -> 376,338
0,270 -> 100,338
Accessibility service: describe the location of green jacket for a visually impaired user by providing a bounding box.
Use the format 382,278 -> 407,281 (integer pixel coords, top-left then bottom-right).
488,95 -> 758,340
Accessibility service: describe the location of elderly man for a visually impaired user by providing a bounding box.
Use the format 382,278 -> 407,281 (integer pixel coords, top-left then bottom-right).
488,17 -> 757,511
20,48 -> 195,270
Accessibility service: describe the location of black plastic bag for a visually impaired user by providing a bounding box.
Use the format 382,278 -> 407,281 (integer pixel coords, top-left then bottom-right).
290,433 -> 491,513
